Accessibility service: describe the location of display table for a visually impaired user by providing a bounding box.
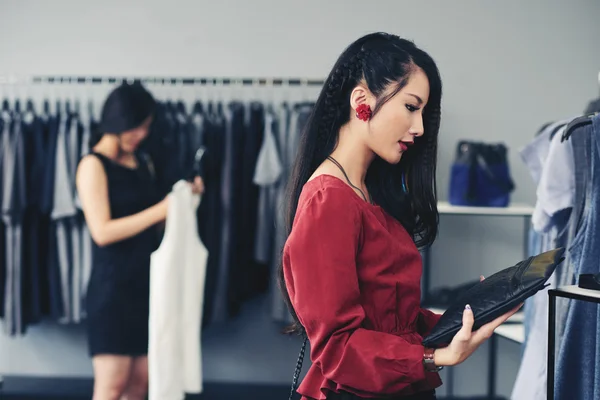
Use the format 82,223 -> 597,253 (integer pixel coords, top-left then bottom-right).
495,324 -> 525,344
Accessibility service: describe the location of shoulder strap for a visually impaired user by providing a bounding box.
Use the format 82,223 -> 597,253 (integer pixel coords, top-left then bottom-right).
289,336 -> 308,400
86,152 -> 109,168
139,152 -> 156,180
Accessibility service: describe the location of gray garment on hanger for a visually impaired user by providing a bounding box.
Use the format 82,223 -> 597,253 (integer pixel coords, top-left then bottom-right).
80,220 -> 92,318
1,114 -> 26,219
190,113 -> 205,152
0,115 -> 8,332
51,114 -> 78,323
0,114 -> 10,213
1,114 -> 26,335
3,225 -> 22,335
51,114 -> 76,219
270,104 -> 313,323
76,111 -> 93,318
253,111 -> 283,264
270,105 -> 291,322
67,117 -> 81,322
213,106 -> 234,323
0,116 -> 5,196
1,114 -> 13,334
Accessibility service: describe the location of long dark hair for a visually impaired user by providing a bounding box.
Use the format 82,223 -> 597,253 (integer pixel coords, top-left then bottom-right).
278,32 -> 443,336
89,81 -> 156,149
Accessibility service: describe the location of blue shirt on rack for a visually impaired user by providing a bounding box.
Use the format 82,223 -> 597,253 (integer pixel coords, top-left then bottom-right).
555,113 -> 600,400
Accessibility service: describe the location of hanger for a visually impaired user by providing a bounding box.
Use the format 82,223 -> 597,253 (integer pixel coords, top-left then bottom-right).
175,78 -> 185,114
23,97 -> 36,124
26,98 -> 35,113
192,78 -> 203,114
215,78 -> 224,116
176,100 -> 186,114
265,78 -> 276,112
206,78 -> 216,115
193,99 -> 203,114
217,79 -> 224,116
549,122 -> 567,140
191,146 -> 207,179
561,113 -> 598,142
536,121 -> 553,136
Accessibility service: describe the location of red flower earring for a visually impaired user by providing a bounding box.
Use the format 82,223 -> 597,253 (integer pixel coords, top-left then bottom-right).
356,104 -> 372,121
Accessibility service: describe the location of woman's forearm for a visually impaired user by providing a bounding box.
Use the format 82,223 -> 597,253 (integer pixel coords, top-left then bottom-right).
92,201 -> 166,247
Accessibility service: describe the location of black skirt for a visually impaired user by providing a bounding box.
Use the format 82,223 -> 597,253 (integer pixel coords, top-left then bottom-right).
86,264 -> 150,357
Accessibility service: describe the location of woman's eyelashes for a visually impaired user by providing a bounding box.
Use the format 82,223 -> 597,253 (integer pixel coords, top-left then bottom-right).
405,104 -> 420,112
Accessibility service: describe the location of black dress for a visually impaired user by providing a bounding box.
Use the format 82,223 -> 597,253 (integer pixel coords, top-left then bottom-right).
84,152 -> 162,357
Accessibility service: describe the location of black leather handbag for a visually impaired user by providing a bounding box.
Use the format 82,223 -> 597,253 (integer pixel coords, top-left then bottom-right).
422,247 -> 565,348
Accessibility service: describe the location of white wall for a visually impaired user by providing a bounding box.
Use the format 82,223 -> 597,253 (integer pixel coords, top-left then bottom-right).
1,0 -> 600,397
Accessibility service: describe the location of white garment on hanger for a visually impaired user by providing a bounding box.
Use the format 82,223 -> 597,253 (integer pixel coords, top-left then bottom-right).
148,180 -> 209,400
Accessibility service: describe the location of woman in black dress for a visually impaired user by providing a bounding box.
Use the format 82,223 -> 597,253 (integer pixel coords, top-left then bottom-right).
76,83 -> 203,400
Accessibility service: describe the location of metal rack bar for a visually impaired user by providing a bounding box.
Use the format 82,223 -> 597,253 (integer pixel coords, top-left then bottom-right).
0,75 -> 325,86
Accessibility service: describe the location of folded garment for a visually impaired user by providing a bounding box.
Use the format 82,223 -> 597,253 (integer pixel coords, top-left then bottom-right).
422,247 -> 565,348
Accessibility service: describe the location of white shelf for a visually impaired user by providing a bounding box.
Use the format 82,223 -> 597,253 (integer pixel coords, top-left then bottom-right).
426,307 -> 446,315
507,311 -> 524,323
553,285 -> 600,300
495,323 -> 525,344
437,201 -> 534,216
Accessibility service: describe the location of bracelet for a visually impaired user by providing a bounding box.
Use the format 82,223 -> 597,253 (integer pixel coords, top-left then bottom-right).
423,347 -> 443,372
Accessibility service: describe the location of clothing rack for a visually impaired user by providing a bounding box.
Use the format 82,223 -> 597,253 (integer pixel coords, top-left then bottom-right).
0,75 -> 326,87
0,73 -> 315,336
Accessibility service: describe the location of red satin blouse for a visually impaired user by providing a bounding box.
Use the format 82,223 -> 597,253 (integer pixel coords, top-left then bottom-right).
283,175 -> 443,400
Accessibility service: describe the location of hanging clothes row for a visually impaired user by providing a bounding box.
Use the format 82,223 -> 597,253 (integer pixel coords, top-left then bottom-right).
512,110 -> 600,400
0,85 -> 315,336
0,99 -> 94,336
143,97 -> 315,325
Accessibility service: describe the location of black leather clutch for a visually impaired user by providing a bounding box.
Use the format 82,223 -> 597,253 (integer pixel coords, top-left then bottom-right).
422,247 -> 565,348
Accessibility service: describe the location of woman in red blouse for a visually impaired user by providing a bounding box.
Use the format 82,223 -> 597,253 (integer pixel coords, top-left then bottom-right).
279,32 -> 520,400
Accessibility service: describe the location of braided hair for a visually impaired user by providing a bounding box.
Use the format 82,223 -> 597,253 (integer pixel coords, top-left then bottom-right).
279,32 -> 443,341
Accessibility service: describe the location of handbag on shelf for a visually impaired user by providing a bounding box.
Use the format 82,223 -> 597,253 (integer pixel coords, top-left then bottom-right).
422,247 -> 565,348
448,141 -> 515,207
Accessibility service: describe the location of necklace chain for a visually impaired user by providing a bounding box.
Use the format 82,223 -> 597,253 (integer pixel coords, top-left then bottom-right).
326,156 -> 372,204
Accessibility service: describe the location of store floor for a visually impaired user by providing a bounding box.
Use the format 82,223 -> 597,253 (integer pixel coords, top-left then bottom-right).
0,293 -> 302,399
0,377 -> 291,399
0,377 -> 505,400
0,295 -> 509,400
0,376 -> 507,400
